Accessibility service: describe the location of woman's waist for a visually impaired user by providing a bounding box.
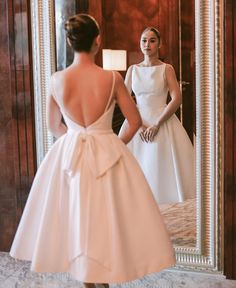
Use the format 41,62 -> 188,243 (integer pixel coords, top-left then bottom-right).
136,105 -> 167,125
137,104 -> 167,114
67,127 -> 114,136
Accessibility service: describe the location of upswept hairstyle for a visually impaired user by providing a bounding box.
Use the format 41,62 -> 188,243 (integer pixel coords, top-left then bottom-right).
64,14 -> 100,52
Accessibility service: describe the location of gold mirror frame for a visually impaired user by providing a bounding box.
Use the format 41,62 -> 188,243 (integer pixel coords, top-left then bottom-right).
30,0 -> 224,273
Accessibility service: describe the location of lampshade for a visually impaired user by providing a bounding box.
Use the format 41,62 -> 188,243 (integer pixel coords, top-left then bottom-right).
102,49 -> 127,71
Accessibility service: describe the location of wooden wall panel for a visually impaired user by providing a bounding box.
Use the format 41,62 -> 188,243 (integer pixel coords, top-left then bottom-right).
180,0 -> 195,142
224,0 -> 236,279
100,0 -> 179,71
0,0 -> 36,251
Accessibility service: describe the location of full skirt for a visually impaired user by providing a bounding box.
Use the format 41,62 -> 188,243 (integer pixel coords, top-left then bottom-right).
10,132 -> 175,284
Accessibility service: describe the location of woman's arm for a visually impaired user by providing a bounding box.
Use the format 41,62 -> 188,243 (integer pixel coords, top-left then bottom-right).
144,64 -> 182,142
115,72 -> 142,144
46,75 -> 67,138
121,65 -> 147,142
156,64 -> 182,125
124,65 -> 133,94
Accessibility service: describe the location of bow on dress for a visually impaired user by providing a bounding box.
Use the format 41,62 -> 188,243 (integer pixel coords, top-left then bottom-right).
60,128 -> 122,270
63,129 -> 122,178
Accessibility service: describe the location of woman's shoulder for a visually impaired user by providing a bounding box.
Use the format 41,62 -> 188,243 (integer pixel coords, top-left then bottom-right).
50,69 -> 66,84
126,64 -> 135,71
131,62 -> 144,68
164,63 -> 174,69
112,70 -> 124,86
164,63 -> 176,76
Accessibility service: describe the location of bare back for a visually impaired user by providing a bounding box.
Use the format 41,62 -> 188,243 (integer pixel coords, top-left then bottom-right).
52,64 -> 114,128
47,61 -> 141,143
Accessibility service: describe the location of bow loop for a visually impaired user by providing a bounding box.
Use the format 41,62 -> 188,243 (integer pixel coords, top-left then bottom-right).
63,130 -> 121,178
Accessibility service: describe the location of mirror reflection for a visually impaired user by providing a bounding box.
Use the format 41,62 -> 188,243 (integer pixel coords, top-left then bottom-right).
55,0 -> 196,248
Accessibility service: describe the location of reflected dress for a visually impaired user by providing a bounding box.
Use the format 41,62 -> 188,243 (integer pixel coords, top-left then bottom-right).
125,64 -> 195,204
10,72 -> 175,284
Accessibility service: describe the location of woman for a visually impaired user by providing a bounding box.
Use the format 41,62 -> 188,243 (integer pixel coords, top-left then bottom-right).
10,16 -> 175,288
121,27 -> 195,204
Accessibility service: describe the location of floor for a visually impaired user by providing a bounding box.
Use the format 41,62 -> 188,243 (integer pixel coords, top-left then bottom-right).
0,252 -> 236,288
160,198 -> 196,247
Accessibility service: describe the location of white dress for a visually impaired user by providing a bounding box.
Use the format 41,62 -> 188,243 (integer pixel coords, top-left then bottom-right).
125,64 -> 195,204
10,72 -> 175,284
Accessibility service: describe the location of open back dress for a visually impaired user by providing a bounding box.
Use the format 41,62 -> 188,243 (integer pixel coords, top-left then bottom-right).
10,71 -> 175,284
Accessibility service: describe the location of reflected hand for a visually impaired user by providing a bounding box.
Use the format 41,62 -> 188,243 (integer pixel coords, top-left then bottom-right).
143,124 -> 160,142
139,125 -> 148,142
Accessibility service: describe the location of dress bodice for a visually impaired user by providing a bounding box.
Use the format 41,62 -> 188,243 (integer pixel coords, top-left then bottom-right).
132,64 -> 168,113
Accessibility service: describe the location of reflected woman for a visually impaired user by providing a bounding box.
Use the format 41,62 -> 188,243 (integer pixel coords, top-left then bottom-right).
120,27 -> 195,204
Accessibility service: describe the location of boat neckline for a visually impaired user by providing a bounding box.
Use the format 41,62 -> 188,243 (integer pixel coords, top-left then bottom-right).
134,63 -> 166,68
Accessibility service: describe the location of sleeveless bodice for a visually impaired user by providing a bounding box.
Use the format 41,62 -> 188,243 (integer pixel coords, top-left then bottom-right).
132,64 -> 168,113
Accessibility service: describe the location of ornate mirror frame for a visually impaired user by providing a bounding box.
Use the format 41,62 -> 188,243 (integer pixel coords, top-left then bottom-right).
30,0 -> 224,273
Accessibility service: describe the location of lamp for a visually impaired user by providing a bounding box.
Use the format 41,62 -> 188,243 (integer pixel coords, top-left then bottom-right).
102,49 -> 127,71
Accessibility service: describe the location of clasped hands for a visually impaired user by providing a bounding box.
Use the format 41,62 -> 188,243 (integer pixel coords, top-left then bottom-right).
139,123 -> 160,142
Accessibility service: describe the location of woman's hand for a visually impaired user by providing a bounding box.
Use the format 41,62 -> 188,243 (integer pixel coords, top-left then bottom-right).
140,124 -> 160,142
139,125 -> 148,142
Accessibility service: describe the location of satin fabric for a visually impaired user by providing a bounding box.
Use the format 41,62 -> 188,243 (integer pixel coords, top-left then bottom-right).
125,64 -> 195,204
10,72 -> 175,283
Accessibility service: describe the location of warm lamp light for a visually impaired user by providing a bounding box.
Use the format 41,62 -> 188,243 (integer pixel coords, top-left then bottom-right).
102,49 -> 127,71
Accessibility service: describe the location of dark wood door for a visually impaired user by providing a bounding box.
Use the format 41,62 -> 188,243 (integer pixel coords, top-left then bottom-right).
179,0 -> 196,143
0,0 -> 36,251
224,0 -> 236,279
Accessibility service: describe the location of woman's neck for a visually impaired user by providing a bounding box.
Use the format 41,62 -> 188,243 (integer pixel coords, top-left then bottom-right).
72,52 -> 95,66
142,55 -> 162,66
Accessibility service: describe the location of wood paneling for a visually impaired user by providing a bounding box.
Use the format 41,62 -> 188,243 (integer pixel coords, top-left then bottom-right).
99,0 -> 179,70
180,0 -> 195,142
224,0 -> 236,279
0,0 -> 36,251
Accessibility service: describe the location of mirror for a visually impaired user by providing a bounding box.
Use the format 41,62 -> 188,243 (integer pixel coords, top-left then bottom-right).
54,0 -> 197,249
30,0 -> 224,273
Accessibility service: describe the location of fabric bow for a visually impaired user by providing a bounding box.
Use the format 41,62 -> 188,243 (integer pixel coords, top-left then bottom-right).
63,130 -> 121,178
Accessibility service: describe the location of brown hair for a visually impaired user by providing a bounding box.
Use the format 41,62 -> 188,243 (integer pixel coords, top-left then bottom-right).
141,27 -> 161,44
64,14 -> 100,52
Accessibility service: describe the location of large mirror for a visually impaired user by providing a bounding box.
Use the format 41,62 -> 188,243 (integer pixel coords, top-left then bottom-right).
54,0 -> 197,249
30,0 -> 224,273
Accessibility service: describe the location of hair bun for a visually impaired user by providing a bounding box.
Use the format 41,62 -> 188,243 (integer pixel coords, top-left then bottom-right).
64,14 -> 100,52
